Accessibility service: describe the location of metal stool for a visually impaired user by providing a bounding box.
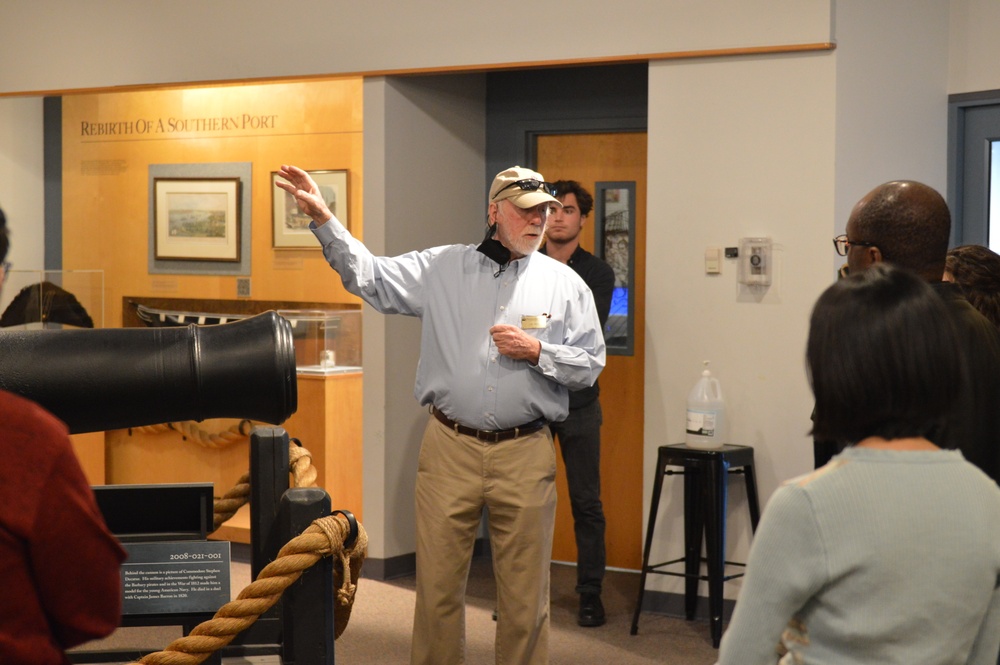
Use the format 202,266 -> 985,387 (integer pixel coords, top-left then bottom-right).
630,443 -> 760,648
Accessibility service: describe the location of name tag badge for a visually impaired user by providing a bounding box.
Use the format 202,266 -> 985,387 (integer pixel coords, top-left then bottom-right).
521,314 -> 549,330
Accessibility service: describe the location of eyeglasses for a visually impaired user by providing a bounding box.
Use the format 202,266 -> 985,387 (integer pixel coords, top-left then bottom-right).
0,261 -> 10,275
492,179 -> 556,200
833,234 -> 877,257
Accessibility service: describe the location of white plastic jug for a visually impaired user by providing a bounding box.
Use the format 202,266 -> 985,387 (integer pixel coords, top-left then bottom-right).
685,361 -> 726,449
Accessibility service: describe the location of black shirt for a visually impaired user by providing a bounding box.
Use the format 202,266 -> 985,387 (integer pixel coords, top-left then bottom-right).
541,244 -> 616,408
815,281 -> 1000,482
932,281 -> 1000,482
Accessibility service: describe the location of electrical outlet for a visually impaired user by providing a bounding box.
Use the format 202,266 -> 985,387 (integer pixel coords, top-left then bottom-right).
237,278 -> 251,298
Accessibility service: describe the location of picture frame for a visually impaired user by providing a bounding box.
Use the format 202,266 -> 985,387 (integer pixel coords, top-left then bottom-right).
272,169 -> 349,249
595,181 -> 637,356
153,177 -> 241,262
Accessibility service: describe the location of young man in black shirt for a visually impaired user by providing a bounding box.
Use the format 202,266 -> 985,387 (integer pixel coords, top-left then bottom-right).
541,180 -> 616,627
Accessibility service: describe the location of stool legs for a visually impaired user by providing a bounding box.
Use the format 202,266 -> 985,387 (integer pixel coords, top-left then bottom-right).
682,462 -> 704,620
630,448 -> 667,635
744,463 -> 761,531
704,457 -> 730,648
631,445 -> 757,648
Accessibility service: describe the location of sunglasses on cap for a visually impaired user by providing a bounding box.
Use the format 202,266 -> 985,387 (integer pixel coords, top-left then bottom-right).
492,179 -> 557,200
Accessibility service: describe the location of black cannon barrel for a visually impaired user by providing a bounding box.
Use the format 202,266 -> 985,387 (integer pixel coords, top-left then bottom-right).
0,311 -> 297,433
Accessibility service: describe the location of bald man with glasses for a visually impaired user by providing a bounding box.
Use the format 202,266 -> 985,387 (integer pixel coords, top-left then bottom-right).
816,181 -> 1000,484
277,164 -> 606,665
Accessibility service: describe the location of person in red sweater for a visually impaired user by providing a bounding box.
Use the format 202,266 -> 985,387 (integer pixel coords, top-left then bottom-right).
0,207 -> 126,664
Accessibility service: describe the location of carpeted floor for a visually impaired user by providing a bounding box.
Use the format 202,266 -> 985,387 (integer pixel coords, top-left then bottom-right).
337,559 -> 721,665
75,554 -> 721,664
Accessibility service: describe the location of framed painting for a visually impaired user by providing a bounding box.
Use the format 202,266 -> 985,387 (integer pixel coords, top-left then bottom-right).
272,169 -> 349,248
153,177 -> 241,262
595,181 -> 637,356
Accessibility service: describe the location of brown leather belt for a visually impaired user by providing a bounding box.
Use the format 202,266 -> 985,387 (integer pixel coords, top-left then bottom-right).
431,406 -> 547,443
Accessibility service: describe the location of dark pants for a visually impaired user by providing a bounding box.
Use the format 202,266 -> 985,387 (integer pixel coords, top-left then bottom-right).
549,399 -> 606,595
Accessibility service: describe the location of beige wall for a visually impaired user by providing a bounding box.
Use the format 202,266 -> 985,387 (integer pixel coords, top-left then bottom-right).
60,79 -> 365,326
0,1 -> 831,95
361,75 -> 487,560
645,52 -> 837,595
638,0 -> 951,599
833,0 -> 950,229
949,0 -> 1000,93
0,97 -> 44,270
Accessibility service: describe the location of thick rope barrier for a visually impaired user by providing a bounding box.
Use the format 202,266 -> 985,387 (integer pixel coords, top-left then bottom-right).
288,441 -> 318,488
211,474 -> 250,533
126,512 -> 368,665
129,419 -> 255,449
211,440 -> 317,532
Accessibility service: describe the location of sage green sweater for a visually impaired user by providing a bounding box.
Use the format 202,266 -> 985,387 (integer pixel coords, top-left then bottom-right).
718,447 -> 1000,665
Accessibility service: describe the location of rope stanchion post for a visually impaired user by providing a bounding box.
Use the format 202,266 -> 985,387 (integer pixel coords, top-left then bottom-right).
280,487 -> 334,665
250,427 -> 291,579
231,426 -> 294,650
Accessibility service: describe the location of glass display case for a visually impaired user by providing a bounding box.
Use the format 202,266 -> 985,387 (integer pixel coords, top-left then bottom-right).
277,309 -> 362,375
0,269 -> 104,329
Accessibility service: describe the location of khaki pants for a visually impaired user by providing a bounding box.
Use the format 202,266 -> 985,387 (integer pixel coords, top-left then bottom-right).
410,415 -> 557,665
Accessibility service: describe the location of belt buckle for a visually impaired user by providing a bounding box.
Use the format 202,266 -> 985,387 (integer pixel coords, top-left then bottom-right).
478,429 -> 501,443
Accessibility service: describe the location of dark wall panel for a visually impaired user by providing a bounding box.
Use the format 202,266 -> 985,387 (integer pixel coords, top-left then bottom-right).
485,63 -> 648,192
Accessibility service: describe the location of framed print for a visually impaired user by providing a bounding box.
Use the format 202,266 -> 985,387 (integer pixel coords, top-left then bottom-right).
595,181 -> 636,356
272,169 -> 349,249
153,177 -> 241,262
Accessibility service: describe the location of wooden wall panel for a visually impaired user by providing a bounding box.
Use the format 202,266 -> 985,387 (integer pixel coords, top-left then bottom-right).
60,80 -> 367,521
282,374 -> 364,521
69,432 -> 105,485
61,78 -> 366,330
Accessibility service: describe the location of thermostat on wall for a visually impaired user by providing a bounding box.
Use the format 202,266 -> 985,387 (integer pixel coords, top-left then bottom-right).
738,237 -> 772,286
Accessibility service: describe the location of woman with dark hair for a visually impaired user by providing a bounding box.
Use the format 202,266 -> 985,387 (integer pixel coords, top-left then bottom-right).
945,244 -> 1000,330
718,263 -> 1000,665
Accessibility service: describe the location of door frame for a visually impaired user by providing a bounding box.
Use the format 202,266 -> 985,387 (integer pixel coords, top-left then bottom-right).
523,122 -> 648,166
947,88 -> 1000,246
485,63 -> 648,193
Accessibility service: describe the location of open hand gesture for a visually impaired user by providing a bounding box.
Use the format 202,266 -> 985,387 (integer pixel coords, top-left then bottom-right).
275,164 -> 334,226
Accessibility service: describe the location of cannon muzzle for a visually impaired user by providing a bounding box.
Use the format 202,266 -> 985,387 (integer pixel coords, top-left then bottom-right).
0,311 -> 297,433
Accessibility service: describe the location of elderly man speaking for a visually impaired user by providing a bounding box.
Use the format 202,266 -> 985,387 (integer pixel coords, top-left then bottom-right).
276,164 -> 606,665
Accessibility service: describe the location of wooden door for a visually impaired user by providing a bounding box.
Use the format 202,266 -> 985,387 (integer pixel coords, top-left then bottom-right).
537,132 -> 646,570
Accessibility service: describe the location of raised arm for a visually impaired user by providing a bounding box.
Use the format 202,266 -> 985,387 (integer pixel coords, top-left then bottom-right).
275,164 -> 335,226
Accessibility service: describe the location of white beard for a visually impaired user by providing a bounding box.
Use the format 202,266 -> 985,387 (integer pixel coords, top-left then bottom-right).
496,218 -> 546,259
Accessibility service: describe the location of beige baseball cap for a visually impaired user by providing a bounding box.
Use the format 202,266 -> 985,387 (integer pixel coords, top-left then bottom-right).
489,166 -> 561,209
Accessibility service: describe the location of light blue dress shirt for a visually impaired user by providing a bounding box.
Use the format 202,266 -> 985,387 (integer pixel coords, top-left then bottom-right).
312,216 -> 606,430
